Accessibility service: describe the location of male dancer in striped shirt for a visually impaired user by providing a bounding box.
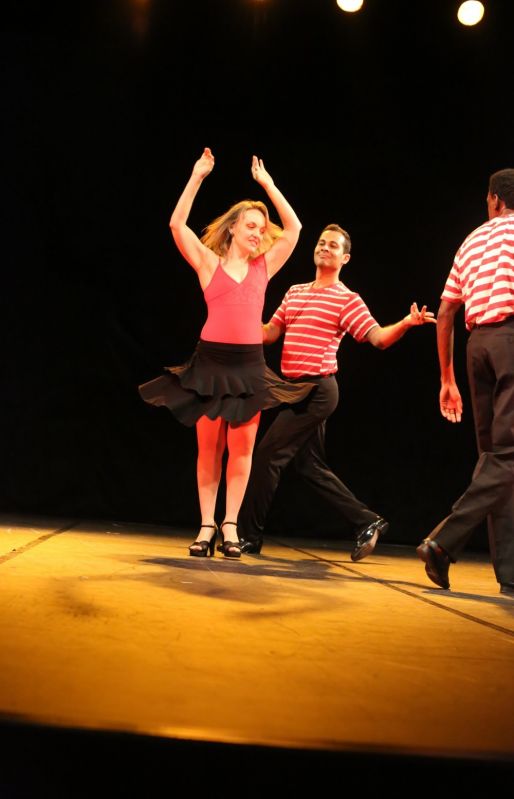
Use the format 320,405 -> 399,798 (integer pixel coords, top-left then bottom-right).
238,224 -> 435,559
417,169 -> 514,596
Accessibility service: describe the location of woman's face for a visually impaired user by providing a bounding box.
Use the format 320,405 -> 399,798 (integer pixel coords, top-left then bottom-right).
230,208 -> 267,254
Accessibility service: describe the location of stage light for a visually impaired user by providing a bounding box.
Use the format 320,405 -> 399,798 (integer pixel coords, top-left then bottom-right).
457,1 -> 485,26
127,0 -> 152,38
336,1 -> 364,12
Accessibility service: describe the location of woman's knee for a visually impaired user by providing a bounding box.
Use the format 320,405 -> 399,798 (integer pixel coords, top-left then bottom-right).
227,415 -> 260,457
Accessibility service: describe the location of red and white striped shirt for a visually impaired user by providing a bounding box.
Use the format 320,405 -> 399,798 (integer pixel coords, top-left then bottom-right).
442,214 -> 514,330
270,281 -> 378,378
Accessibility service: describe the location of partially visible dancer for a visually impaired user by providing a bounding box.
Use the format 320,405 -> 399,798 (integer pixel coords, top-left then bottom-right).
139,148 -> 313,559
417,169 -> 514,595
238,223 -> 436,558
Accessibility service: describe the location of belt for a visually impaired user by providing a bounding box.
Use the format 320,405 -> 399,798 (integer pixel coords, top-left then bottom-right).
288,373 -> 336,383
472,315 -> 514,329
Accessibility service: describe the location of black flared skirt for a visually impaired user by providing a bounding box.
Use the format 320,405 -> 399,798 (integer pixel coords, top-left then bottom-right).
138,340 -> 315,427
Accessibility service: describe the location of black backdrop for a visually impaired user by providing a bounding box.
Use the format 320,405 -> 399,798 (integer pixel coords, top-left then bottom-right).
1,0 -> 512,546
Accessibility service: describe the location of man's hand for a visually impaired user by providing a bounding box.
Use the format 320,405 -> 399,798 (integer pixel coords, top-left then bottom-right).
404,302 -> 437,327
262,321 -> 283,345
440,381 -> 463,422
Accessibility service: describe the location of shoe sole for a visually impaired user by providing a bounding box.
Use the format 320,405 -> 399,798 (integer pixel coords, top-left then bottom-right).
351,521 -> 389,562
351,530 -> 379,562
416,543 -> 450,589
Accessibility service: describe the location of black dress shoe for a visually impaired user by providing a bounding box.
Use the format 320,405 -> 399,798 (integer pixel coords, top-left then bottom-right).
500,582 -> 514,596
351,517 -> 389,562
416,538 -> 451,589
239,538 -> 263,555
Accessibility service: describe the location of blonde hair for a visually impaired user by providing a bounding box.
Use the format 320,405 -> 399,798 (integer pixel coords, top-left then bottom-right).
201,200 -> 283,257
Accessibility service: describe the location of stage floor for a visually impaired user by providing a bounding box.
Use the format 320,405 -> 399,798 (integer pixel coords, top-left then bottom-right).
1,513 -> 513,793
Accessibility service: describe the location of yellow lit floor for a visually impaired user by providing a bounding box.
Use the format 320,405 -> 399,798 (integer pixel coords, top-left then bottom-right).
1,513 -> 513,764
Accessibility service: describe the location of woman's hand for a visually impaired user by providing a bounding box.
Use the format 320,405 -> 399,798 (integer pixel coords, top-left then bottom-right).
192,147 -> 215,179
251,155 -> 274,190
169,146 -> 218,279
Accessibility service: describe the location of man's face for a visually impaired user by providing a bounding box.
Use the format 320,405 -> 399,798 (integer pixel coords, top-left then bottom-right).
314,230 -> 350,271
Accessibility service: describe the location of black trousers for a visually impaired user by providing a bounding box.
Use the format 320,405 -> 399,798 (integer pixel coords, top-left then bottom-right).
238,375 -> 377,540
433,317 -> 514,584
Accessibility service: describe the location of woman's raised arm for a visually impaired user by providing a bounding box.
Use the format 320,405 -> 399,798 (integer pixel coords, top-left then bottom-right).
169,148 -> 219,277
251,156 -> 302,278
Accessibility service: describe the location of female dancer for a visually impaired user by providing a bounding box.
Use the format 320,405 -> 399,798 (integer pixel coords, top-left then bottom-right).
139,148 -> 313,558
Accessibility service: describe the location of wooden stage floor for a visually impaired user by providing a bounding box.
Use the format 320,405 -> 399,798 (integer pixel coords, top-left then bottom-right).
0,514 -> 513,795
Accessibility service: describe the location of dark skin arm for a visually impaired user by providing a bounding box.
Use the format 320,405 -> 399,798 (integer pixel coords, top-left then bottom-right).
436,299 -> 463,422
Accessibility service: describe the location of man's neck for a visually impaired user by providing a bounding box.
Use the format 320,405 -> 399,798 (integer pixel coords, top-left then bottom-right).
313,268 -> 341,288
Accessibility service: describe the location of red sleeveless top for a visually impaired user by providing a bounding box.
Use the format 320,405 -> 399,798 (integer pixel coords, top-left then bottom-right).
200,254 -> 269,344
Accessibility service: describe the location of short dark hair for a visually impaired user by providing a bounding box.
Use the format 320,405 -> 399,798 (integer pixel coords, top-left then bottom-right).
489,169 -> 514,210
321,223 -> 352,254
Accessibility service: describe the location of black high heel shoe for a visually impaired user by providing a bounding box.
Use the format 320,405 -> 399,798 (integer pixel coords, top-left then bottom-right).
217,521 -> 242,559
189,524 -> 218,557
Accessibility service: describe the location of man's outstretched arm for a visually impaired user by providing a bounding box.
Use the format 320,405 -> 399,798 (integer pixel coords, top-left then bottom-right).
366,302 -> 436,350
